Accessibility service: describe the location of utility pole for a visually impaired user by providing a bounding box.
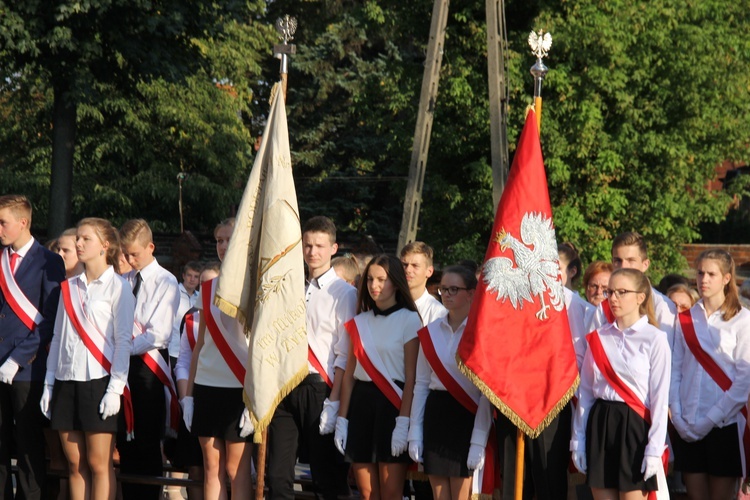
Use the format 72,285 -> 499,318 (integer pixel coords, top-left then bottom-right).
486,0 -> 509,210
397,0 -> 450,252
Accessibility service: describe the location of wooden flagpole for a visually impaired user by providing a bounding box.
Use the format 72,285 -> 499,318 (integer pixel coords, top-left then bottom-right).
252,17 -> 297,500
513,30 -> 552,500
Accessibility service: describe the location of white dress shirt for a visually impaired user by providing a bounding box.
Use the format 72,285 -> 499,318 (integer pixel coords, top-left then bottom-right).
7,237 -> 34,270
352,307 -> 422,383
305,267 -> 357,376
415,289 -> 447,326
588,287 -> 677,348
174,308 -> 198,382
124,259 -> 179,355
565,287 -> 593,371
670,301 -> 750,427
169,283 -> 197,358
46,267 -> 135,395
572,316 -> 671,458
409,315 -> 492,445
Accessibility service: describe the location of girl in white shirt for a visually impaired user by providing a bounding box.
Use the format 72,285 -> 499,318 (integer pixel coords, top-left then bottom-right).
335,254 -> 422,500
184,218 -> 254,500
408,265 -> 493,499
42,217 -> 135,500
571,268 -> 671,499
670,249 -> 750,499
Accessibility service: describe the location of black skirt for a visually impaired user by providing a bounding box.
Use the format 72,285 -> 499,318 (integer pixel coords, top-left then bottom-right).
586,399 -> 657,492
192,384 -> 250,443
345,380 -> 411,464
423,389 -> 474,478
50,376 -> 118,433
672,422 -> 742,477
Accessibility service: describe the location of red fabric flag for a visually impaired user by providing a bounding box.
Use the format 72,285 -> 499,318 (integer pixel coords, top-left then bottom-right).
457,109 -> 578,438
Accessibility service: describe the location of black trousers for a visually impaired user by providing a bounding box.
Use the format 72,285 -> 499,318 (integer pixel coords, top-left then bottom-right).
0,380 -> 46,500
116,355 -> 166,500
266,375 -> 350,500
497,403 -> 572,500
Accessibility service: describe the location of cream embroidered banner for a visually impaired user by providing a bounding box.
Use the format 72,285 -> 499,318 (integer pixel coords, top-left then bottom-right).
215,84 -> 307,441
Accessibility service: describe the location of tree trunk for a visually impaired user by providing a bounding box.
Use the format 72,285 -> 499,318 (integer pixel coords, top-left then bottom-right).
48,82 -> 77,238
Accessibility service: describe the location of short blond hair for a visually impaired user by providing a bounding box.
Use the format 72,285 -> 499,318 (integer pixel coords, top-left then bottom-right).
399,241 -> 434,267
0,195 -> 32,225
119,219 -> 153,247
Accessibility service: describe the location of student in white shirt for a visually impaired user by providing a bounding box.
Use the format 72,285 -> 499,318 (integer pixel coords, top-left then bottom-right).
118,219 -> 180,500
335,254 -> 422,500
588,232 -> 677,348
168,261 -> 201,370
400,241 -> 447,325
183,218 -> 254,500
42,217 -> 135,500
670,249 -> 750,500
408,265 -> 492,499
571,268 -> 671,499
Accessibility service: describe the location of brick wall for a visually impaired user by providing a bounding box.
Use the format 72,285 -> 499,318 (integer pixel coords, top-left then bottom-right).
681,243 -> 750,279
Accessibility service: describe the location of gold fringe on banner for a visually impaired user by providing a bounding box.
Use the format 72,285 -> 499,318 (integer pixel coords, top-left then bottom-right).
456,354 -> 579,439
245,366 -> 308,444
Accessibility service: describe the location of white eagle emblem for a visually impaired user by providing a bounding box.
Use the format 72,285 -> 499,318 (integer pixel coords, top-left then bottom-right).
528,30 -> 552,59
483,212 -> 564,320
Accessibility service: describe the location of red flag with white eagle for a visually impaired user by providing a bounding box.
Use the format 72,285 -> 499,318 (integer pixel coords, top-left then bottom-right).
457,108 -> 578,437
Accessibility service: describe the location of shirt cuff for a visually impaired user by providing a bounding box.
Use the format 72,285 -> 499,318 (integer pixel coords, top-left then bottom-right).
707,405 -> 724,425
570,438 -> 584,452
44,371 -> 55,386
106,377 -> 127,396
407,424 -> 423,442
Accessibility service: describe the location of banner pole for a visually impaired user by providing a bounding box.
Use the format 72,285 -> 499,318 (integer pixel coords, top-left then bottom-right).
514,430 -> 525,500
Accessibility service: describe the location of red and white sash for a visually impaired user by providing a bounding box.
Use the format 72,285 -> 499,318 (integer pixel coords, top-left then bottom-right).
132,323 -> 180,437
345,315 -> 403,409
0,249 -> 42,331
418,324 -> 499,498
601,298 -> 615,324
587,330 -> 669,499
679,310 -> 750,478
202,278 -> 247,384
181,308 -> 200,351
308,334 -> 333,388
61,280 -> 135,439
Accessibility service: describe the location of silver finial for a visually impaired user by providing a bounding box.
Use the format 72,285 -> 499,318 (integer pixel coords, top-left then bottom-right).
275,15 -> 297,44
528,30 -> 552,60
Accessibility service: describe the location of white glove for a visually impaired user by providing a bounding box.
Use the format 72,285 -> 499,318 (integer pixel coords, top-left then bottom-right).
391,416 -> 410,456
672,414 -> 700,442
641,455 -> 661,481
467,443 -> 485,470
99,391 -> 121,419
0,359 -> 20,384
334,417 -> 348,456
572,450 -> 587,474
319,398 -> 339,435
40,384 -> 53,419
239,407 -> 254,438
181,396 -> 194,431
408,440 -> 423,463
691,416 -> 714,440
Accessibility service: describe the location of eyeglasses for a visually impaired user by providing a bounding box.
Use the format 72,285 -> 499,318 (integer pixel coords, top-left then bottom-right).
438,286 -> 469,297
587,283 -> 607,292
603,289 -> 639,299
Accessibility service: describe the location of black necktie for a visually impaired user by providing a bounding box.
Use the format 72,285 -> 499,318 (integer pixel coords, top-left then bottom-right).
133,272 -> 143,297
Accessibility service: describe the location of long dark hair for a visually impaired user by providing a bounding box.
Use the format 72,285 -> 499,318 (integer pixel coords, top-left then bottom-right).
357,254 -> 420,320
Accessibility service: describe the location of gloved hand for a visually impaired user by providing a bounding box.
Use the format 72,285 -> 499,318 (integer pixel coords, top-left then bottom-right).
99,391 -> 121,419
319,398 -> 339,435
0,359 -> 20,384
408,440 -> 423,463
691,416 -> 714,440
467,443 -> 485,470
391,416 -> 410,456
672,414 -> 700,442
641,455 -> 662,481
239,408 -> 254,438
572,450 -> 587,474
334,417 -> 348,456
40,383 -> 53,419
181,396 -> 194,431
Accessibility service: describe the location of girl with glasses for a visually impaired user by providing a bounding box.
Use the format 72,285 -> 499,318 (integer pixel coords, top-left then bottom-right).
408,265 -> 495,499
571,268 -> 671,499
670,249 -> 750,499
